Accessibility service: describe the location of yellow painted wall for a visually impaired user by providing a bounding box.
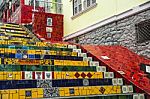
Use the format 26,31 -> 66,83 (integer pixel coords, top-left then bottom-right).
63,0 -> 149,36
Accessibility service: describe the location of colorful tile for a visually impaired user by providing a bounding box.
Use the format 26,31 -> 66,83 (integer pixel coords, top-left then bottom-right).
83,79 -> 89,86
37,80 -> 52,88
35,72 -> 43,79
45,72 -> 52,79
25,90 -> 32,97
25,71 -> 32,79
69,88 -> 75,94
43,87 -> 59,98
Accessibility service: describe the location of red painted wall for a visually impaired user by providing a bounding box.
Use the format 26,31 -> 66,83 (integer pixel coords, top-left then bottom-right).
33,12 -> 63,41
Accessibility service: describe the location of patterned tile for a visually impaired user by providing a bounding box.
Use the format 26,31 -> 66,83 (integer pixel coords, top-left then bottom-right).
69,88 -> 75,94
25,90 -> 32,97
35,71 -> 43,79
99,87 -> 106,94
37,80 -> 52,88
83,79 -> 89,86
25,71 -> 32,79
81,72 -> 86,78
87,72 -> 92,78
74,72 -> 80,78
44,87 -> 59,98
45,72 -> 52,79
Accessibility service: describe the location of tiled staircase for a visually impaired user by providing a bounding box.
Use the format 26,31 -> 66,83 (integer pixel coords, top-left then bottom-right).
0,23 -> 147,99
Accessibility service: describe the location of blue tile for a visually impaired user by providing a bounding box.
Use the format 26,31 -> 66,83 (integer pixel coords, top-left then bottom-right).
22,46 -> 29,50
15,53 -> 22,59
8,46 -> 15,49
69,88 -> 75,94
26,90 -> 32,97
0,80 -> 37,90
9,54 -> 15,58
28,54 -> 35,59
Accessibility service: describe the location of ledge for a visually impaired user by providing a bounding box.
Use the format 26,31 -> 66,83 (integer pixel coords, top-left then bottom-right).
71,3 -> 97,20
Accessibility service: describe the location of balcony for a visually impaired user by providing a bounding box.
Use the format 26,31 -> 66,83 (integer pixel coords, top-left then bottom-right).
26,0 -> 63,14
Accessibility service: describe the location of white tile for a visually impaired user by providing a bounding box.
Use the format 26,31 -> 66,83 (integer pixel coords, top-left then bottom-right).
35,71 -> 43,79
25,71 -> 32,79
45,72 -> 52,79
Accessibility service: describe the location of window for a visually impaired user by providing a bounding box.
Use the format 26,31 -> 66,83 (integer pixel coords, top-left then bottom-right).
136,19 -> 150,43
72,0 -> 97,17
83,0 -> 96,8
73,0 -> 82,15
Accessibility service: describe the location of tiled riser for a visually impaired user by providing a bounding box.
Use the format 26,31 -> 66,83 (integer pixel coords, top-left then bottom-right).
0,71 -> 104,80
0,65 -> 97,71
0,45 -> 73,51
0,54 -> 83,60
0,49 -> 78,56
0,86 -> 122,98
1,58 -> 89,66
0,79 -> 116,89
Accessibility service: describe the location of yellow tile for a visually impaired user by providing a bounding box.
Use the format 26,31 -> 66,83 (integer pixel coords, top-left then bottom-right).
2,94 -> 9,99
8,49 -> 12,53
95,87 -> 101,95
83,61 -> 89,66
19,96 -> 25,99
86,88 -> 90,95
28,50 -> 32,54
19,89 -> 25,96
103,86 -> 111,94
61,72 -> 66,79
11,49 -> 16,53
9,94 -> 13,99
6,72 -> 13,80
64,92 -> 70,97
81,88 -> 87,96
54,72 -> 57,79
78,87 -> 83,95
54,72 -> 62,79
37,88 -> 43,95
15,74 -> 21,80
54,60 -> 63,66
37,94 -> 43,98
59,91 -> 65,97
13,93 -> 19,99
71,52 -> 77,56
1,90 -> 9,94
9,90 -> 17,94
0,72 -> 3,75
32,92 -> 38,98
50,51 -> 57,55
117,86 -> 121,94
0,74 -> 4,80
3,74 -> 7,80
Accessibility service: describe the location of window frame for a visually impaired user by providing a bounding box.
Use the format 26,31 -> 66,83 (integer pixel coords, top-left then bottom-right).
136,19 -> 150,43
72,0 -> 97,19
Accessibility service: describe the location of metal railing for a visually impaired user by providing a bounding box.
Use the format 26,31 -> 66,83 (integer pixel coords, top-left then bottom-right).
30,0 -> 63,14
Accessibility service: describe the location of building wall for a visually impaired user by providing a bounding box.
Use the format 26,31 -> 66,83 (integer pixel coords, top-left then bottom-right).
67,8 -> 150,58
63,0 -> 150,36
